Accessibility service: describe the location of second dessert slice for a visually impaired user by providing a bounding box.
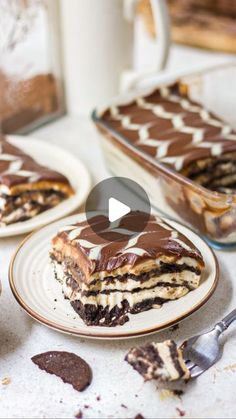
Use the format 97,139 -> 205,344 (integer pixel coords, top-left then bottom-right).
0,136 -> 74,225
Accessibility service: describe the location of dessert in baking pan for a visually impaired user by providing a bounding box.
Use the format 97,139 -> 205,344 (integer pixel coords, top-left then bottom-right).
0,136 -> 74,225
93,72 -> 236,245
126,339 -> 190,383
101,82 -> 236,194
50,212 -> 204,327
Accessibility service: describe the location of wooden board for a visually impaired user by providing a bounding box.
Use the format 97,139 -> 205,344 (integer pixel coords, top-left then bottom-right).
137,0 -> 236,53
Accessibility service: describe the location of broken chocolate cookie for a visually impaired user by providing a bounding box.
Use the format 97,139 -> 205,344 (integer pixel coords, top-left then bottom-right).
31,351 -> 92,392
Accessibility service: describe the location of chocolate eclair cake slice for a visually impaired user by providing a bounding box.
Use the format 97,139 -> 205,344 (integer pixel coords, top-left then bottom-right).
0,136 -> 73,225
125,340 -> 190,383
50,212 -> 204,327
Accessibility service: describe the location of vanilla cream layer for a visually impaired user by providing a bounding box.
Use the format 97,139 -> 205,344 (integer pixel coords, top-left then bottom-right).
0,197 -> 6,210
53,261 -> 189,309
153,342 -> 189,381
86,256 -> 201,282
65,264 -> 201,293
0,192 -> 64,225
0,180 -> 73,196
50,254 -> 201,286
0,206 -> 39,225
55,259 -> 201,294
128,341 -> 190,382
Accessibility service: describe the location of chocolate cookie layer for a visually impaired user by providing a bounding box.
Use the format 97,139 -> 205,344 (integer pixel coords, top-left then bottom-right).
50,212 -> 204,326
31,351 -> 92,391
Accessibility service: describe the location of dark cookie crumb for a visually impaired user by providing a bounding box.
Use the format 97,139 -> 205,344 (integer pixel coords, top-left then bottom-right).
176,407 -> 186,417
96,395 -> 101,401
84,404 -> 90,409
173,390 -> 184,397
170,323 -> 179,332
75,410 -> 83,419
135,415 -> 145,419
71,299 -> 129,327
121,403 -> 128,409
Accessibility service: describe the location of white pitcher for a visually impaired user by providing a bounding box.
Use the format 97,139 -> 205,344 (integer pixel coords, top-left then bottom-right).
60,0 -> 170,114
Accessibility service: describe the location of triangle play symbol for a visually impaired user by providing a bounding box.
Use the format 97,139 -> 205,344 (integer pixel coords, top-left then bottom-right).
108,197 -> 131,223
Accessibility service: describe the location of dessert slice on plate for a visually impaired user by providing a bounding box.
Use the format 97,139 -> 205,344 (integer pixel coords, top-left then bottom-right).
0,136 -> 74,225
50,212 -> 205,327
125,339 -> 190,383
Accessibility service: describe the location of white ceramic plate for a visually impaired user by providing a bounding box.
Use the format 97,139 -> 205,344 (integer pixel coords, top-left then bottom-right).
0,136 -> 91,237
9,214 -> 219,340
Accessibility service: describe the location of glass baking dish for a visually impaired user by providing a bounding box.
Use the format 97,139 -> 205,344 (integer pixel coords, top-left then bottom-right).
92,64 -> 236,249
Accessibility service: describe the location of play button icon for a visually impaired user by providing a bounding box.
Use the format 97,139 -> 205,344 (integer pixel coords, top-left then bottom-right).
85,177 -> 151,240
108,197 -> 130,222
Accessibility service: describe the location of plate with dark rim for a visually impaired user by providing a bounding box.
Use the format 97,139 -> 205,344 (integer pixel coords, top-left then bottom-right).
9,213 -> 219,340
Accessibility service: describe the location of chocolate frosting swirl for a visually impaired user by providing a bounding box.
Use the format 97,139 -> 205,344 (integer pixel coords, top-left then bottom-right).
0,136 -> 71,188
55,212 -> 204,274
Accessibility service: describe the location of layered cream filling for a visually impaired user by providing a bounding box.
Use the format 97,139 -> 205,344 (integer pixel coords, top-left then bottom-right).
0,206 -> 40,225
0,197 -> 6,210
66,264 -> 201,293
152,342 -> 189,381
127,341 -> 190,382
0,180 -> 73,196
0,191 -> 65,225
64,281 -> 189,309
86,256 -> 201,282
53,260 -> 193,309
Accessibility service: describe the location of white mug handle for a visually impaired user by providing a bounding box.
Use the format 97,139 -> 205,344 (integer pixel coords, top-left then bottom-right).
122,0 -> 171,91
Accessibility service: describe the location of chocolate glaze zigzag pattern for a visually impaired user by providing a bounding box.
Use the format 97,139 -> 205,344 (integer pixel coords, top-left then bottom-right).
103,83 -> 236,171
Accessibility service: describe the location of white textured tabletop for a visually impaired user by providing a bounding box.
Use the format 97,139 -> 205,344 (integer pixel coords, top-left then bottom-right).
1,46 -> 236,419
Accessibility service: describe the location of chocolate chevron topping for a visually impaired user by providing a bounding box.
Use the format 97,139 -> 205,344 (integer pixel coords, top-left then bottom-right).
50,212 -> 204,326
0,136 -> 74,225
101,82 -> 236,193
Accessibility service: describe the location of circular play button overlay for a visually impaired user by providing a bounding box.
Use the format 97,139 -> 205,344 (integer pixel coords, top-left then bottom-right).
85,177 -> 151,240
